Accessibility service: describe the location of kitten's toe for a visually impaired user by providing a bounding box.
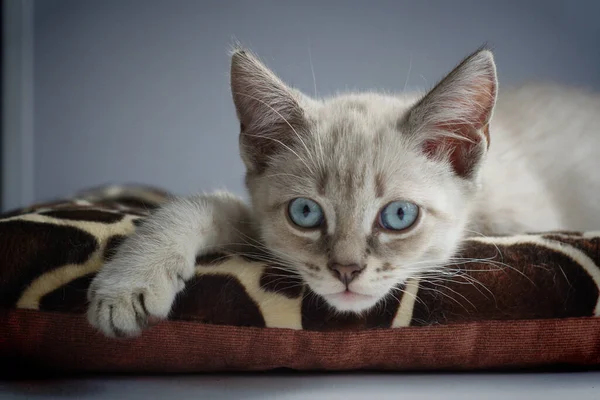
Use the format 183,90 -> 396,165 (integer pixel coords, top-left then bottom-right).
88,293 -> 141,338
87,275 -> 178,338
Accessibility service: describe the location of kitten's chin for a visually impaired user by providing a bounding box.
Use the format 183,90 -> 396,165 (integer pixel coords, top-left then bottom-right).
322,291 -> 380,313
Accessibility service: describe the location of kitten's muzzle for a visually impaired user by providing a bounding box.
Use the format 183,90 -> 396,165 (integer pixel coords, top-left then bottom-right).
328,263 -> 365,286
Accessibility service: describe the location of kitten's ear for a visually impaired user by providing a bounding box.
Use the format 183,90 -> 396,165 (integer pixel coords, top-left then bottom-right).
230,49 -> 308,173
404,48 -> 497,179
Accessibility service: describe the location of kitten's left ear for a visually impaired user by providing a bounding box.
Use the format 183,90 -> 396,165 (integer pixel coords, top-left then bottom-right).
403,48 -> 498,179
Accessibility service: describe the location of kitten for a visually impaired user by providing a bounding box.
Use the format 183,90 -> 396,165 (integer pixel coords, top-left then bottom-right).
88,47 -> 600,337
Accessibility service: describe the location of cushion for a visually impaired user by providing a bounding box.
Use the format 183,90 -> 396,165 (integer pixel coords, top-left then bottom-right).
1,185 -> 599,373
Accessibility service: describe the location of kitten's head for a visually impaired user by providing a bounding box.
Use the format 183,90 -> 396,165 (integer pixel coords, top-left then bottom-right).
231,48 -> 497,313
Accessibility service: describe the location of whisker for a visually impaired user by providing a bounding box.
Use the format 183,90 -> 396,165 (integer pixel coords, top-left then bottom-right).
417,283 -> 474,312
418,274 -> 496,304
389,286 -> 429,309
402,53 -> 413,92
234,92 -> 317,175
308,44 -> 318,98
463,228 -> 505,263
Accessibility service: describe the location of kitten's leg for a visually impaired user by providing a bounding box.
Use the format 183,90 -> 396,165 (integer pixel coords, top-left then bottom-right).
87,192 -> 256,337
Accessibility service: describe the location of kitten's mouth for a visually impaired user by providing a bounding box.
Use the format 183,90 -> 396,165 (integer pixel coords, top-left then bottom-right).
322,289 -> 380,312
328,290 -> 374,302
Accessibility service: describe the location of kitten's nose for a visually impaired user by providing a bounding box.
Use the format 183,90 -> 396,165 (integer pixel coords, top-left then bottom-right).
328,263 -> 364,286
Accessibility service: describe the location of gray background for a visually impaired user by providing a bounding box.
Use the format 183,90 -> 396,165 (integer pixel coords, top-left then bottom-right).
3,372 -> 600,399
11,0 -> 600,208
3,2 -> 600,397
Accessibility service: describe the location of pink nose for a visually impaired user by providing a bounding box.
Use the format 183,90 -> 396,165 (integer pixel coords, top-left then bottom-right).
328,263 -> 364,286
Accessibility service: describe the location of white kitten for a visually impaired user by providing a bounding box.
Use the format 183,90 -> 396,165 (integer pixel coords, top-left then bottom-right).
88,47 -> 600,337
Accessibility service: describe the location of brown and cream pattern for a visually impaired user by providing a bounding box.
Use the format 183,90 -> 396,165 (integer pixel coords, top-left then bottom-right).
1,185 -> 599,331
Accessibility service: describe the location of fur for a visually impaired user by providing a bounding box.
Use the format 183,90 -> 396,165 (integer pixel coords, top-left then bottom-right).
88,48 -> 600,337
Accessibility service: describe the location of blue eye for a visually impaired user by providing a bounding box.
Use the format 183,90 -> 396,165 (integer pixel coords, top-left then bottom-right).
288,198 -> 324,229
379,201 -> 419,231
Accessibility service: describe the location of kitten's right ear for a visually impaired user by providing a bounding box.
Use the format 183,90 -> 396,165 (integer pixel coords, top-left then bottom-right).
230,49 -> 307,173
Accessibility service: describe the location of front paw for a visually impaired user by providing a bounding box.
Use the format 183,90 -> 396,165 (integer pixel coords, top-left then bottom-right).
87,255 -> 191,338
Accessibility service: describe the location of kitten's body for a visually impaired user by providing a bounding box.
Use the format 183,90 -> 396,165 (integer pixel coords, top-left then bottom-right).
477,84 -> 600,234
87,49 -> 600,337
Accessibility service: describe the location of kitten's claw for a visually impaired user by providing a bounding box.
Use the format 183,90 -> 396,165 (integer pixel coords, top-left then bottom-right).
87,256 -> 191,338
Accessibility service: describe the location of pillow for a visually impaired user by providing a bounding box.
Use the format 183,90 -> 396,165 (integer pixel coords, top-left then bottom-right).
1,185 -> 599,373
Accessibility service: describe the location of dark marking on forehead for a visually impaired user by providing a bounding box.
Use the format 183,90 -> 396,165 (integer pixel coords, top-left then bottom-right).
337,165 -> 366,196
318,169 -> 328,195
355,167 -> 367,189
375,172 -> 385,198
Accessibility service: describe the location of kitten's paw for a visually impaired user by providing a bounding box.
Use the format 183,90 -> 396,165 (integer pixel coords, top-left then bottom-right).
87,255 -> 192,338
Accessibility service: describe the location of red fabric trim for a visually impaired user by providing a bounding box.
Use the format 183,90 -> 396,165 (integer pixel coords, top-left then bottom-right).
2,309 -> 600,373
